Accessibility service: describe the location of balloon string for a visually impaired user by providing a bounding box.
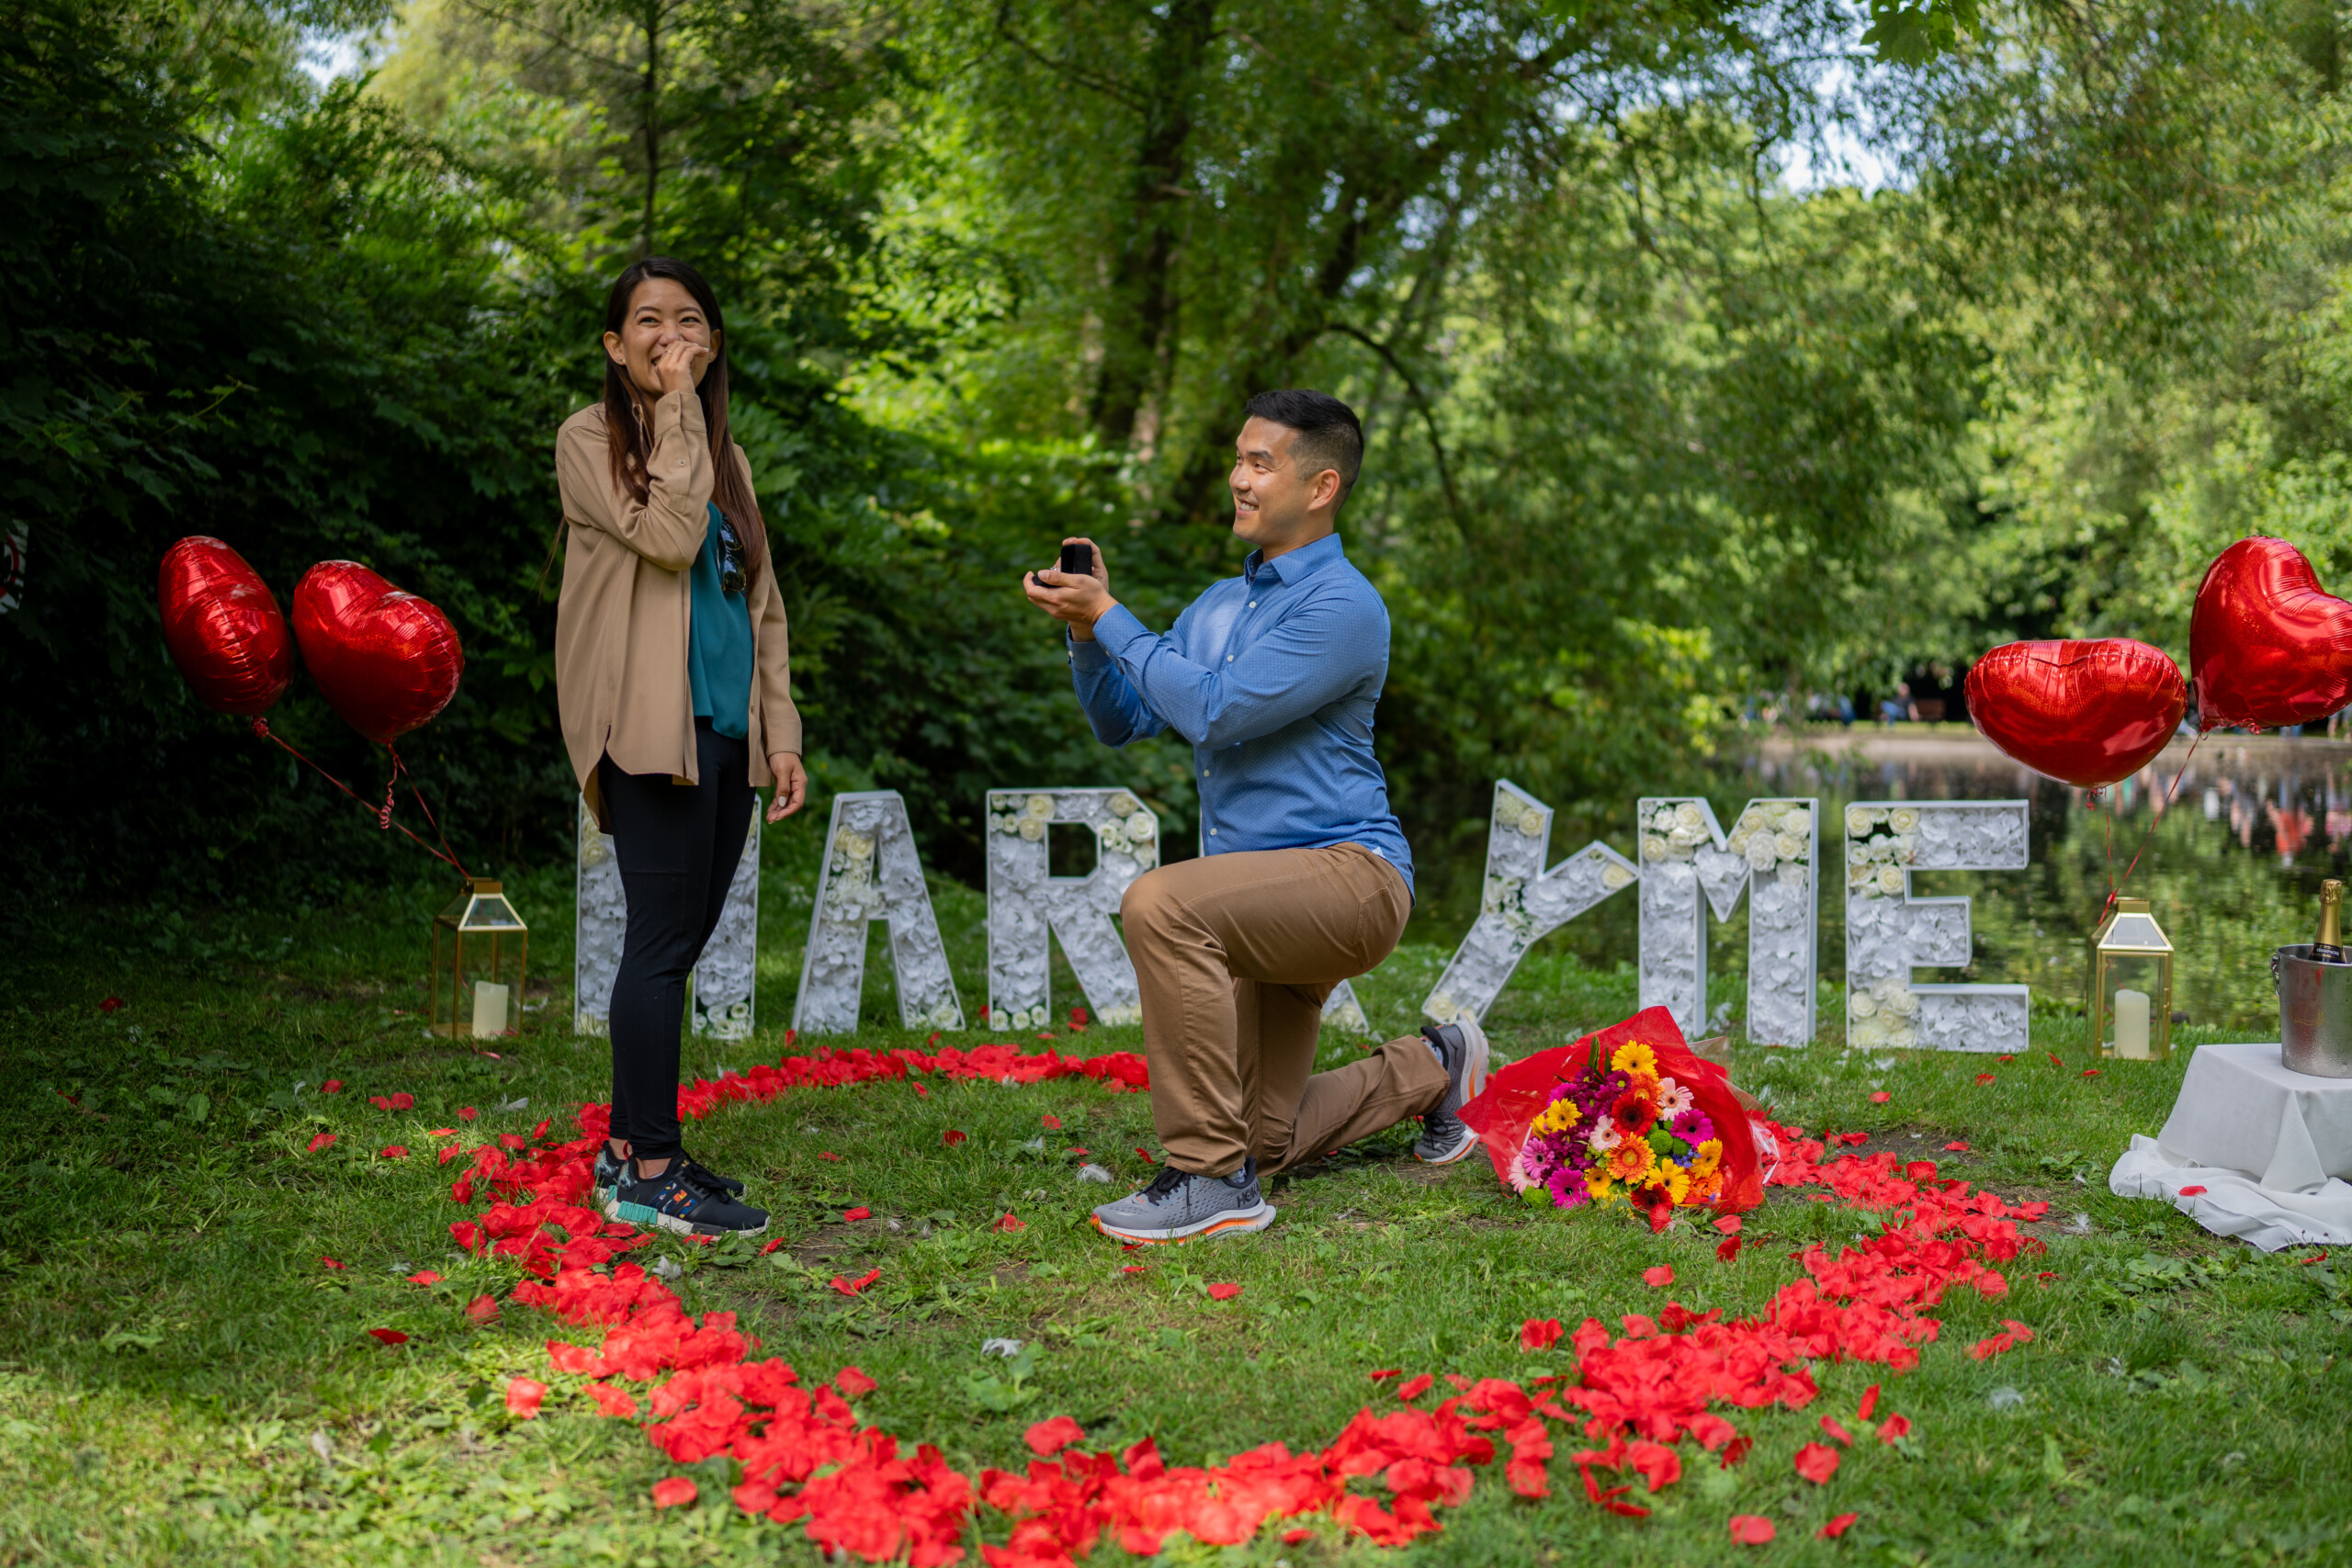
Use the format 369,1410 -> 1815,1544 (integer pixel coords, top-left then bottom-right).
387,745 -> 470,880
2101,730 -> 2206,921
250,719 -> 467,874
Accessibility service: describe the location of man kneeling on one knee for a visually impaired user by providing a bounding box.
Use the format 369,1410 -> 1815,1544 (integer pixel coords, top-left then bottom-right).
1022,389 -> 1489,1246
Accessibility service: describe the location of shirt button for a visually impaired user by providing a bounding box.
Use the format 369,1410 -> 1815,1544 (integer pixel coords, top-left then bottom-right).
1226,654 -> 1234,662
1209,828 -> 1218,837
1248,602 -> 1256,608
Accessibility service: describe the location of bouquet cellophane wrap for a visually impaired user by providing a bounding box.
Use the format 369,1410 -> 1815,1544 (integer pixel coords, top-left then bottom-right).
1456,1006 -> 1765,1214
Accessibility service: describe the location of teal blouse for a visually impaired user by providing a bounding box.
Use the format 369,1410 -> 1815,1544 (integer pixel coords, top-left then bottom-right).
687,503 -> 753,739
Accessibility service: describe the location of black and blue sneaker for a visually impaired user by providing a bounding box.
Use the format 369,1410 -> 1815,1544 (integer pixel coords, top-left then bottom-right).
610,1156 -> 769,1236
597,1146 -> 745,1220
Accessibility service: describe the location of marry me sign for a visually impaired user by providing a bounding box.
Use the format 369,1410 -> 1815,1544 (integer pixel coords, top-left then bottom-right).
574,782 -> 2030,1053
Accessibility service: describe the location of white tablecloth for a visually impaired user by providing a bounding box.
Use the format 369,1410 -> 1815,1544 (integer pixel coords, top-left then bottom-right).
2108,1042 -> 2352,1250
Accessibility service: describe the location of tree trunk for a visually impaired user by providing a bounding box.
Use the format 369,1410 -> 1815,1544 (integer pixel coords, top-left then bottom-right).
1087,0 -> 1216,449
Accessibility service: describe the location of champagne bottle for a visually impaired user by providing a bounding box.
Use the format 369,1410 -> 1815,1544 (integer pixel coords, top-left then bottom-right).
2313,879 -> 2348,964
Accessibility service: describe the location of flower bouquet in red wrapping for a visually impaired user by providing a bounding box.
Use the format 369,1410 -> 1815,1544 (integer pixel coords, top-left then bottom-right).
1457,1007 -> 1763,1220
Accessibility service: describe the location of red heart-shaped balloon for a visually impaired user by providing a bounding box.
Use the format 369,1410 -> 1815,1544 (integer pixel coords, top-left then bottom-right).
1964,639 -> 2187,789
2189,537 -> 2352,731
157,536 -> 294,717
291,561 -> 464,745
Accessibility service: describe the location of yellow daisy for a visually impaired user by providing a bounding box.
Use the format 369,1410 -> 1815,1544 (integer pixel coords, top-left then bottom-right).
1611,1040 -> 1660,1078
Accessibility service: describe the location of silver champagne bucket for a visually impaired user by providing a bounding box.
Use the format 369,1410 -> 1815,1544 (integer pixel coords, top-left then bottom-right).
2271,944 -> 2352,1078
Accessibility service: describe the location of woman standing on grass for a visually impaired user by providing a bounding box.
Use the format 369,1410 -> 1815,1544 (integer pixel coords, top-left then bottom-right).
554,257 -> 806,1237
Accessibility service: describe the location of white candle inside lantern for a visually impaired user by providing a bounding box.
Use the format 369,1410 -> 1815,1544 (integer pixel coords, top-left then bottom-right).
471,982 -> 509,1039
2114,987 -> 2150,1059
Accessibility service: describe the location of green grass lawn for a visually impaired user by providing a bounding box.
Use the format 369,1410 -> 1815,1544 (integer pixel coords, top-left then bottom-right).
3,842 -> 2348,1566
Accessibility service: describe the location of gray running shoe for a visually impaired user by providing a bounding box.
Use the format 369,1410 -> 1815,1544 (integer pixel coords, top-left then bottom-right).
1091,1156 -> 1275,1244
1413,1011 -> 1491,1164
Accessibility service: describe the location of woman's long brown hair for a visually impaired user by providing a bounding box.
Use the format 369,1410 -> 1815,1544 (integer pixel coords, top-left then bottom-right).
600,257 -> 768,592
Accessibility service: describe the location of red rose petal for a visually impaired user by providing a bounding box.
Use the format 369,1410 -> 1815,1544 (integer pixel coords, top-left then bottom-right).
321,1256 -> 345,1270
1942,1140 -> 1970,1151
505,1376 -> 546,1417
2179,1184 -> 2207,1197
2081,1067 -> 2102,1077
1794,1441 -> 1840,1483
1879,1414 -> 1911,1443
307,1133 -> 337,1153
1730,1514 -> 1777,1544
457,1106 -> 478,1121
836,1365 -> 876,1398
588,1382 -> 638,1417
100,997 -> 123,1013
1869,1091 -> 1890,1103
1369,1369 -> 1402,1381
1024,1415 -> 1084,1456
367,1327 -> 409,1346
943,1130 -> 967,1146
1206,1281 -> 1241,1301
760,1238 -> 786,1255
321,1079 -> 342,1094
406,1270 -> 442,1286
842,1207 -> 871,1222
818,1151 -> 841,1162
1858,1383 -> 1880,1420
1716,1235 -> 1744,1263
1396,1373 -> 1434,1400
1819,1512 -> 1859,1540
1974,1072 -> 1996,1086
1713,1214 -> 1743,1234
992,1213 -> 1026,1234
1521,1317 -> 1564,1351
650,1476 -> 696,1507
1643,1264 -> 1674,1287
1042,1113 -> 1063,1130
1820,1416 -> 1854,1447
465,1294 -> 499,1325
1121,1264 -> 1147,1274
379,1145 -> 408,1158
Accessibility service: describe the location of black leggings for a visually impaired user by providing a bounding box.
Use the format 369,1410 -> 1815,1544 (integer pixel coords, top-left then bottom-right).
597,720 -> 756,1163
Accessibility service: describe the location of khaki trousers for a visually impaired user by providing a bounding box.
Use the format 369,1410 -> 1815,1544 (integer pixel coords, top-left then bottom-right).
1121,843 -> 1446,1176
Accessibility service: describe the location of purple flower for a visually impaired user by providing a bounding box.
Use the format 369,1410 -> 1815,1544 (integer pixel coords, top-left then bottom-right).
1670,1109 -> 1715,1146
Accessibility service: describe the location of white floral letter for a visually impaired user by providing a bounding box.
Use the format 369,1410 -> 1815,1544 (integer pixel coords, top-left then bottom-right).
1636,796 -> 1819,1044
574,795 -> 762,1040
1419,781 -> 1640,1025
1843,800 -> 2030,1052
795,791 -> 965,1033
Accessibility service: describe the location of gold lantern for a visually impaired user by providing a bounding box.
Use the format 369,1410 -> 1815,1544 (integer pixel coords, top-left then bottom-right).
2087,897 -> 2173,1061
431,877 -> 529,1039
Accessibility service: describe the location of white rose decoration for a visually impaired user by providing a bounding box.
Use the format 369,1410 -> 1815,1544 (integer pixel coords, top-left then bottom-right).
1890,807 -> 1918,834
1642,836 -> 1668,863
1890,987 -> 1920,1017
1674,802 -> 1702,829
1877,865 -> 1905,895
1019,818 -> 1046,841
1025,794 -> 1054,819
1746,836 -> 1777,872
1738,808 -> 1767,835
1728,829 -> 1752,854
1848,843 -> 1871,867
1890,834 -> 1916,863
1109,792 -> 1138,817
1602,863 -> 1634,889
1847,806 -> 1870,838
1650,807 -> 1679,833
1851,991 -> 1880,1019
1427,992 -> 1458,1023
1774,830 -> 1804,861
1519,809 -> 1544,837
1885,1023 -> 1917,1049
1784,806 -> 1812,835
1126,811 -> 1156,840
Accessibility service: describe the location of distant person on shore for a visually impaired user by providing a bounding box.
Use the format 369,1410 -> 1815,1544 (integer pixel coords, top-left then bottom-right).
1021,389 -> 1489,1246
1880,682 -> 1912,725
553,257 -> 807,1238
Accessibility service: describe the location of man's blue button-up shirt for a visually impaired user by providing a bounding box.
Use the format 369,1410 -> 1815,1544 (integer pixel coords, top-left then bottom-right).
1068,531 -> 1413,895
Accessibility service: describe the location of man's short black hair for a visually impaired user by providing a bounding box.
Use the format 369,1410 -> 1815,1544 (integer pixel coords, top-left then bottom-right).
1244,388 -> 1363,502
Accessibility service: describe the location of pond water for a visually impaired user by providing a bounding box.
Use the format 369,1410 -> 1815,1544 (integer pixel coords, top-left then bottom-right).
1510,731 -> 2352,1037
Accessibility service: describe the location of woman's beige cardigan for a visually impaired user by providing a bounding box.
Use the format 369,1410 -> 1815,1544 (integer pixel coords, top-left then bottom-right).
553,391 -> 800,829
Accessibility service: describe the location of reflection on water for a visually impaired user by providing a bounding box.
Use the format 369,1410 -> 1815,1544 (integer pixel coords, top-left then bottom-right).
1524,733 -> 2352,1036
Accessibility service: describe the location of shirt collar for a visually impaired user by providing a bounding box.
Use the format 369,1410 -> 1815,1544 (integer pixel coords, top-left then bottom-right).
1243,531 -> 1345,589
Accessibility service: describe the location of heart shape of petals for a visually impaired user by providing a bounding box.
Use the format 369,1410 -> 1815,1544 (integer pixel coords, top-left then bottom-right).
1963,639 -> 2185,789
291,561 -> 464,744
2189,536 -> 2352,730
157,536 -> 294,717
